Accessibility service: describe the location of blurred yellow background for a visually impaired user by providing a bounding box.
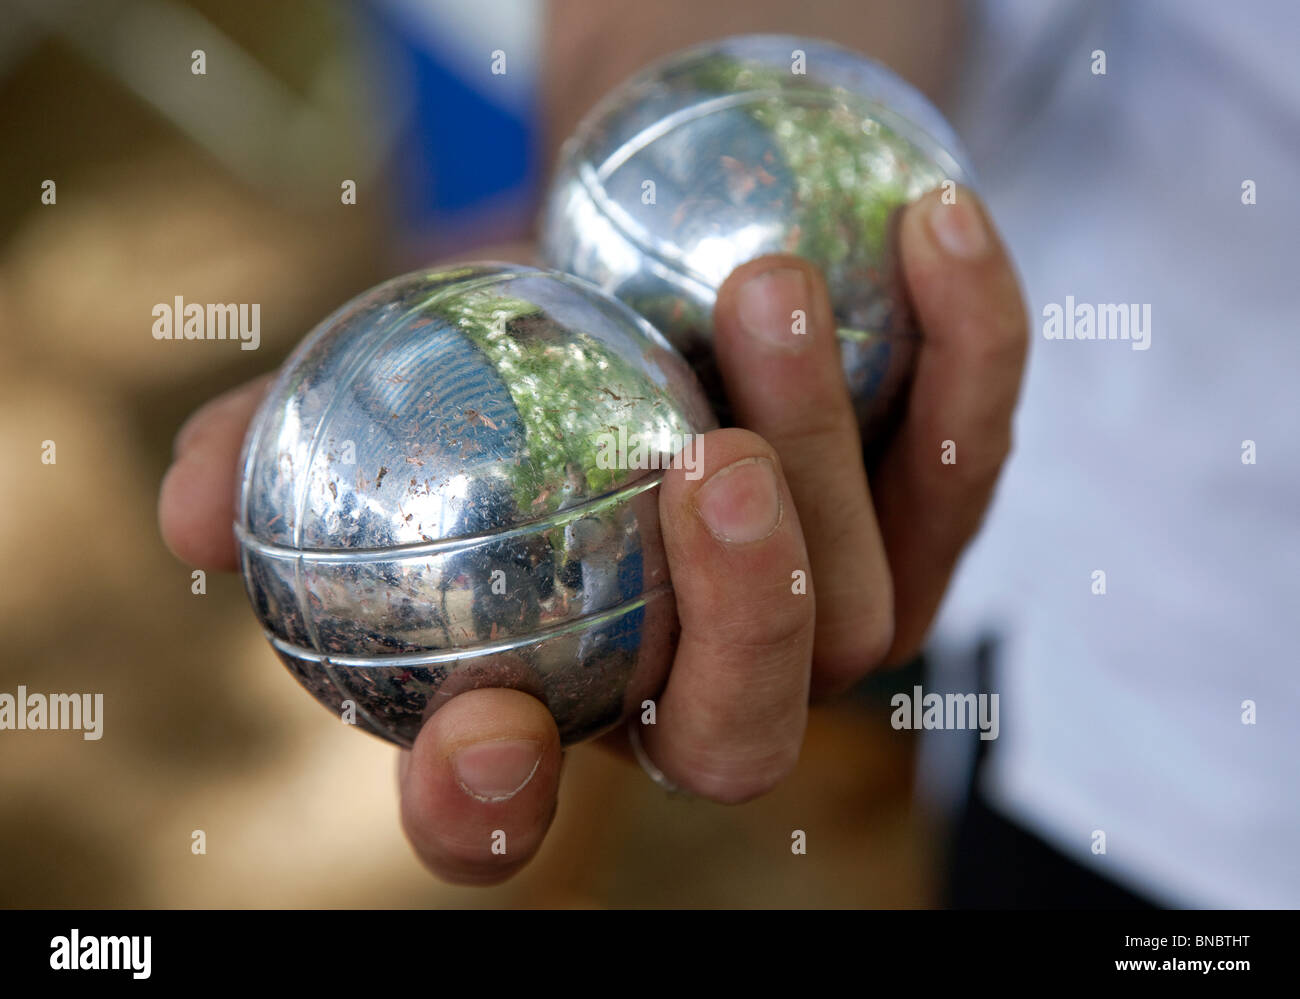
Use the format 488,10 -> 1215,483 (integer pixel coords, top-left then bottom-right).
0,0 -> 934,907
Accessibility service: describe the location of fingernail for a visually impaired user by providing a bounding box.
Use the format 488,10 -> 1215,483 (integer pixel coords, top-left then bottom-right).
735,267 -> 811,350
696,456 -> 782,544
451,739 -> 542,803
928,197 -> 989,259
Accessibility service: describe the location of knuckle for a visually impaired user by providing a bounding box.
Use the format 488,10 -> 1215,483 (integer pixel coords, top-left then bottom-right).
710,591 -> 815,656
952,450 -> 998,493
765,404 -> 859,456
863,614 -> 896,667
813,619 -> 895,690
966,310 -> 1027,370
681,743 -> 801,805
956,427 -> 1013,495
815,576 -> 894,661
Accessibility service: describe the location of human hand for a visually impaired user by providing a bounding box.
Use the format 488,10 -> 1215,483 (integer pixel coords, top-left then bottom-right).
158,188 -> 1026,883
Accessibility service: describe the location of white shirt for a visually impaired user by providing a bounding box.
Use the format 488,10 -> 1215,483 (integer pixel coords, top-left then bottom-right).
931,0 -> 1300,907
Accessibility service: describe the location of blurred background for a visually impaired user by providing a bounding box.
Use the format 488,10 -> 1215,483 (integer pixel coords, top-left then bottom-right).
0,0 -> 944,907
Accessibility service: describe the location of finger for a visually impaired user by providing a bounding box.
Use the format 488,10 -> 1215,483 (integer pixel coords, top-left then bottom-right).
158,375 -> 272,570
875,187 -> 1028,664
398,687 -> 562,885
640,427 -> 815,804
712,255 -> 893,696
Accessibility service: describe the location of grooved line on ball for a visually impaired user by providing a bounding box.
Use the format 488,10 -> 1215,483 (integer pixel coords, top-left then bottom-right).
576,159 -> 717,296
543,270 -> 691,361
267,583 -> 675,667
577,87 -> 965,310
594,86 -> 964,189
595,89 -> 788,181
287,268 -> 530,560
237,471 -> 665,563
236,268 -> 507,535
574,166 -> 909,345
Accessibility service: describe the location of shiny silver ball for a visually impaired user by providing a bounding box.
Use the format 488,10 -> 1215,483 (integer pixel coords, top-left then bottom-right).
237,264 -> 716,747
540,34 -> 973,445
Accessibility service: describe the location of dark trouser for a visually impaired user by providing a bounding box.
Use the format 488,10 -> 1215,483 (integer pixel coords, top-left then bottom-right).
942,639 -> 1158,909
948,789 -> 1157,909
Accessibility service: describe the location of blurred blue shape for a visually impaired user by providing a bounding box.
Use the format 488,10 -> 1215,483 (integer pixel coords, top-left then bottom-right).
360,0 -> 541,247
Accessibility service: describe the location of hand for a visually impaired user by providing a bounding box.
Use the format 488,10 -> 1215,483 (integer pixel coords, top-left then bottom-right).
158,187 -> 1026,883
713,187 -> 1028,681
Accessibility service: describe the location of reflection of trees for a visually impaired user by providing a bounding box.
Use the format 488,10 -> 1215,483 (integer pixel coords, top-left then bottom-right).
688,58 -> 947,298
425,288 -> 695,508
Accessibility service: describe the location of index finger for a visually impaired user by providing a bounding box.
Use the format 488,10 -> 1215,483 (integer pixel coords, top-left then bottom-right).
158,375 -> 272,571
